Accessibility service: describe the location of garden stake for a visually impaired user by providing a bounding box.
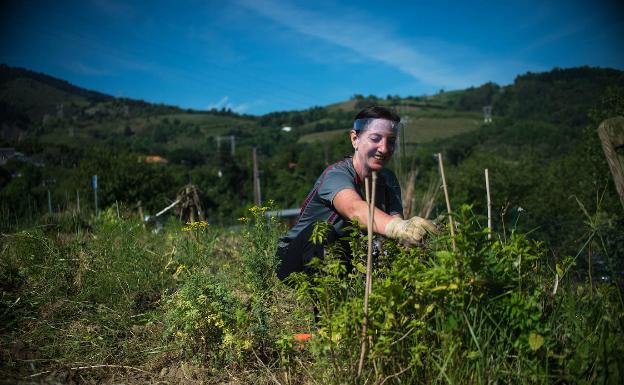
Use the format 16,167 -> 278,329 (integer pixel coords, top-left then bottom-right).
437,153 -> 456,251
485,168 -> 492,239
357,171 -> 377,379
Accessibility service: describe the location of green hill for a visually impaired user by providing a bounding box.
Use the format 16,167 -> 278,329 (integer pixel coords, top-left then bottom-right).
0,64 -> 495,153
298,113 -> 482,145
1,64 -> 623,261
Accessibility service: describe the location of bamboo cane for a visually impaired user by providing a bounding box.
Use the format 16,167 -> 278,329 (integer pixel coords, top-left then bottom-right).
437,153 -> 456,251
357,171 -> 377,378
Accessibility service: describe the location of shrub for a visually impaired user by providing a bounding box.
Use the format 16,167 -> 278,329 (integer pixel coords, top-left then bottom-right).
163,272 -> 249,364
291,205 -> 624,384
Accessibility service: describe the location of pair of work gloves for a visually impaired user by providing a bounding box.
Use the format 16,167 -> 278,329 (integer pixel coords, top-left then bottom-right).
384,216 -> 438,245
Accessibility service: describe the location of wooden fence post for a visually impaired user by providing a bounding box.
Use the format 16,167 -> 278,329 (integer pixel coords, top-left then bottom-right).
597,116 -> 624,209
437,153 -> 456,251
357,171 -> 378,379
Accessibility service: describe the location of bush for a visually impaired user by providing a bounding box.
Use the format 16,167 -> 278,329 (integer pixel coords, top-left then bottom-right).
290,205 -> 624,384
163,272 -> 249,364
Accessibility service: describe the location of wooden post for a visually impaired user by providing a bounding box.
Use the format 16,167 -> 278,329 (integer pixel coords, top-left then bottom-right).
138,201 -> 145,229
437,153 -> 456,251
357,172 -> 377,378
366,172 -> 377,300
485,169 -> 492,239
597,117 -> 624,209
27,196 -> 32,222
47,189 -> 52,215
92,175 -> 98,216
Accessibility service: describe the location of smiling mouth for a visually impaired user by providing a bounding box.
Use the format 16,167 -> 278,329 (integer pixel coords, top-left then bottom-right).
373,153 -> 387,161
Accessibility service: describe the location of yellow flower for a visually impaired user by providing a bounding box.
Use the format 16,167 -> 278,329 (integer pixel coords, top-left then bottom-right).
182,221 -> 209,232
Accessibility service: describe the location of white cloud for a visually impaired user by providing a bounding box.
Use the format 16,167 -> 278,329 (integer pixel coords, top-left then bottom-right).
206,96 -> 257,113
207,96 -> 231,110
236,0 -> 481,89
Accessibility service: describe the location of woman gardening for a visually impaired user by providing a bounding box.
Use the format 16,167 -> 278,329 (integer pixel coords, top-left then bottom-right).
276,106 -> 436,280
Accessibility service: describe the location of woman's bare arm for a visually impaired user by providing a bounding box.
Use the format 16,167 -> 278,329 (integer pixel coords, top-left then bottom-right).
332,188 -> 402,235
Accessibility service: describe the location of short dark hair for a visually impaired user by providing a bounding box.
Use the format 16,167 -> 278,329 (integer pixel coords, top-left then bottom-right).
354,106 -> 400,123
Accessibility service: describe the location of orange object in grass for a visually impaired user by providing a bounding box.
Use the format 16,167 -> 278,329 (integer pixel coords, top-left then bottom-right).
293,333 -> 312,343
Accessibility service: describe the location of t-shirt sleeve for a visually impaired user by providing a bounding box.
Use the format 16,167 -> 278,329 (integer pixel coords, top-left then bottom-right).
317,167 -> 357,205
383,171 -> 403,216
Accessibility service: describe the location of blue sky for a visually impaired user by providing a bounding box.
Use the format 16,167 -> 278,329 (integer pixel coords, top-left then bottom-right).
1,0 -> 623,115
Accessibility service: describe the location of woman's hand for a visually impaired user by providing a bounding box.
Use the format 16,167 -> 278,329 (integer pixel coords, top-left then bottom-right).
384,216 -> 438,245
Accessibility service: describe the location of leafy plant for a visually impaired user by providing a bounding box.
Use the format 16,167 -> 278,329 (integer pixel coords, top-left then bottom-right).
163,272 -> 249,364
291,205 -> 623,384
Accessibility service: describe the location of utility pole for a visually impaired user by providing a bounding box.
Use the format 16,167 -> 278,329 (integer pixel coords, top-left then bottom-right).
252,147 -> 261,205
44,179 -> 55,215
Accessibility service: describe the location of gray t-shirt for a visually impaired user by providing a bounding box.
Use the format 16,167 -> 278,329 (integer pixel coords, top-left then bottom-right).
280,157 -> 403,246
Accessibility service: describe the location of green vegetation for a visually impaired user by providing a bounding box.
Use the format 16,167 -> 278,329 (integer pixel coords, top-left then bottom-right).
2,64 -> 623,260
1,203 -> 622,383
3,65 -> 623,250
1,64 -> 624,382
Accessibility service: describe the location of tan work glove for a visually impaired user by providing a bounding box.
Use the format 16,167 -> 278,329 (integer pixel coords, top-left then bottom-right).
384,216 -> 438,245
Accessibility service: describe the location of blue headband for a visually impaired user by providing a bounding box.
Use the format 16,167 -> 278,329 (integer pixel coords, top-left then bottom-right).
353,118 -> 401,133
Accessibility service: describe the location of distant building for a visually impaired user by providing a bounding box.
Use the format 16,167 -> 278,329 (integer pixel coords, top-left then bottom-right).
139,155 -> 168,164
0,147 -> 16,165
0,148 -> 44,167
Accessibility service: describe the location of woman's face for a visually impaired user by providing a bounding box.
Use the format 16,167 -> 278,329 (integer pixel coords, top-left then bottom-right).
351,119 -> 397,173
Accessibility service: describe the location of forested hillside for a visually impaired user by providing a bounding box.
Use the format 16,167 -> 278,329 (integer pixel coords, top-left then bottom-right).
1,64 -> 623,258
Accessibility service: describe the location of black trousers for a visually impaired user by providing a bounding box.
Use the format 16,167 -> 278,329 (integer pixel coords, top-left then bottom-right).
276,222 -> 350,281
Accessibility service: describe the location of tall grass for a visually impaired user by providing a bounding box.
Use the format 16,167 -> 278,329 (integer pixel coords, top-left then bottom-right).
1,203 -> 622,384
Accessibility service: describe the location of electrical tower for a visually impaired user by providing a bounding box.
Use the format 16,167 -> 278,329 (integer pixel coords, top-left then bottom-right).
216,135 -> 236,156
482,105 -> 492,123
